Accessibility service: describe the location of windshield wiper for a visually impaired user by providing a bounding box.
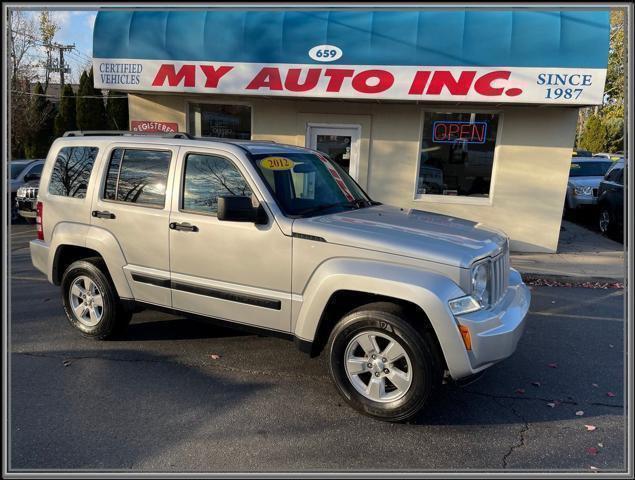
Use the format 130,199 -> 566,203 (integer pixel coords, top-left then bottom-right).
295,198 -> 374,216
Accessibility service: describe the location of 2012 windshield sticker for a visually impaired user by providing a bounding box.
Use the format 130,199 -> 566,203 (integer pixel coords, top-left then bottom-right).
260,157 -> 295,170
537,73 -> 593,100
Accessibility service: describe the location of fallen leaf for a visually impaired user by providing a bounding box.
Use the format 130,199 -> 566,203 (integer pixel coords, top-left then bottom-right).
606,392 -> 616,397
597,443 -> 603,448
515,388 -> 525,394
592,383 -> 599,388
547,402 -> 556,408
531,381 -> 541,387
208,354 -> 221,360
62,360 -> 71,367
548,362 -> 558,368
576,410 -> 585,416
589,466 -> 599,470
584,425 -> 596,431
609,344 -> 614,348
587,447 -> 598,456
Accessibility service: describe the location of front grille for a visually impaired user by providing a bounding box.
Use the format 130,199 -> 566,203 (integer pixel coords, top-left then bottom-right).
489,247 -> 510,306
17,187 -> 38,199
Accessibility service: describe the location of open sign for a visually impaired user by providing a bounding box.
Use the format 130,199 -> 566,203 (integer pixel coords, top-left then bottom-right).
432,121 -> 487,144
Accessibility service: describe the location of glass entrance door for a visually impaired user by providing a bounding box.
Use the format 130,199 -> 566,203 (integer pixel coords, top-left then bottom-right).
306,124 -> 361,181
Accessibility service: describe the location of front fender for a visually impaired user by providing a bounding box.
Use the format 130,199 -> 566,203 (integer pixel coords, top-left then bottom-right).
293,258 -> 472,378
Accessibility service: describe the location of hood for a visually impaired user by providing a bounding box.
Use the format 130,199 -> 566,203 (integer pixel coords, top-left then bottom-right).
568,176 -> 604,188
292,204 -> 507,268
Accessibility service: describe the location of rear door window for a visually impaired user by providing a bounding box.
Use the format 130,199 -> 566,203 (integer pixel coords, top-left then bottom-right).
48,146 -> 99,198
104,148 -> 172,207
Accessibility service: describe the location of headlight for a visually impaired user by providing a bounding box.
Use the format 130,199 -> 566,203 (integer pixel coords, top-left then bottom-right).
574,186 -> 593,196
17,186 -> 26,197
471,262 -> 490,306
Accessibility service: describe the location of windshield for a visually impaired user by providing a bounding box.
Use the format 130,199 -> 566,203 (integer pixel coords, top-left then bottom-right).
569,161 -> 612,177
250,151 -> 373,217
10,163 -> 29,179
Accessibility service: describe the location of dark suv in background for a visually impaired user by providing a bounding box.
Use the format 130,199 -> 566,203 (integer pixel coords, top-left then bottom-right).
597,160 -> 625,240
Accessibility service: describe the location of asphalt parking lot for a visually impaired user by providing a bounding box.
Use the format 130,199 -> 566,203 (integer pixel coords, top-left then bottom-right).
8,224 -> 626,473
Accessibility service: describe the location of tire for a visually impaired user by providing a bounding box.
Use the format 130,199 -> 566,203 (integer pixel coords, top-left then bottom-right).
327,302 -> 442,422
61,258 -> 131,340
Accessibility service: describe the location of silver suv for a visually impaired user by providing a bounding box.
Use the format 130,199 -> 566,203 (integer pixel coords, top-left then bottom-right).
30,131 -> 530,422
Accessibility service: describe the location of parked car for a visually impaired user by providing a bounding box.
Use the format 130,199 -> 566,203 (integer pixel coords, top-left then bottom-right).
29,131 -> 530,422
15,179 -> 40,222
564,157 -> 614,212
597,159 -> 625,239
593,152 -> 624,161
9,159 -> 44,221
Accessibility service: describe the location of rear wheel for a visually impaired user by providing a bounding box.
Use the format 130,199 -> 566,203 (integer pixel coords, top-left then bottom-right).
61,258 -> 131,339
327,302 -> 442,422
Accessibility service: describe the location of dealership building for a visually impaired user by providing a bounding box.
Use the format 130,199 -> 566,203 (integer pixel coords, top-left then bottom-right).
93,8 -> 610,252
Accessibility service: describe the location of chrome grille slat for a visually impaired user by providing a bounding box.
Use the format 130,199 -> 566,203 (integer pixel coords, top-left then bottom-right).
489,243 -> 509,306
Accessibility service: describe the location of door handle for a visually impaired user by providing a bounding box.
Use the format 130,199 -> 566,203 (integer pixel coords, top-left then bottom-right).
169,222 -> 198,232
92,210 -> 116,219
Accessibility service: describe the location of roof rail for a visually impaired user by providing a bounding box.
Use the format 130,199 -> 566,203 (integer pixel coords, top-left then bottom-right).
62,130 -> 193,139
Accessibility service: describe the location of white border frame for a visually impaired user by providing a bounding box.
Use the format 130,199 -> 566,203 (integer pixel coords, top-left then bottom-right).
305,122 -> 362,181
412,107 -> 504,206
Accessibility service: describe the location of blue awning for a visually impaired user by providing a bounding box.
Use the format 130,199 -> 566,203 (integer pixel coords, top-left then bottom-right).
94,9 -> 609,69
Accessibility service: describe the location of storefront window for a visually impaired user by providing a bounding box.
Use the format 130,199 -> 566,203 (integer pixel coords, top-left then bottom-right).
416,112 -> 499,198
188,103 -> 251,139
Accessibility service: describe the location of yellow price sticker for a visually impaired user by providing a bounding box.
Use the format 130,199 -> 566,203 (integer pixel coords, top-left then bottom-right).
260,156 -> 294,171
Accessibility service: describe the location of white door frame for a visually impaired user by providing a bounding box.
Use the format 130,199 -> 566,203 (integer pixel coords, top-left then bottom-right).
305,123 -> 362,181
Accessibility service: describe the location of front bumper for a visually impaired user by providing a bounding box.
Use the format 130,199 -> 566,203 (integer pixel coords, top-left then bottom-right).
16,198 -> 37,217
451,268 -> 530,377
568,195 -> 598,209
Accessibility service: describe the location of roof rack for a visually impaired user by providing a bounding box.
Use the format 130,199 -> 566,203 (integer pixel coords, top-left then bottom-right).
63,130 -> 194,139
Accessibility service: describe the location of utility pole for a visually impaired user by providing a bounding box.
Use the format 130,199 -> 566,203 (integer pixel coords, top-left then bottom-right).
57,44 -> 74,96
40,42 -> 74,99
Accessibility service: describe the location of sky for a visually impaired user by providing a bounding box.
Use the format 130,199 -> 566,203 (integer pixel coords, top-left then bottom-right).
24,9 -> 97,85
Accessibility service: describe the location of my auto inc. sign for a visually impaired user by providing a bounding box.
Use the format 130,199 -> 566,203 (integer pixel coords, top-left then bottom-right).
94,59 -> 606,105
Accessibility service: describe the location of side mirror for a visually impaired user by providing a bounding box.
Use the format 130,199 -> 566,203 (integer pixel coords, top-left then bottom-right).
217,196 -> 267,224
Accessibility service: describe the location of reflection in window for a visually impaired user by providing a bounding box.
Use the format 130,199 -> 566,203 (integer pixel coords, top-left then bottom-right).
417,112 -> 499,197
188,103 -> 251,139
48,147 -> 98,198
183,154 -> 252,214
104,149 -> 171,206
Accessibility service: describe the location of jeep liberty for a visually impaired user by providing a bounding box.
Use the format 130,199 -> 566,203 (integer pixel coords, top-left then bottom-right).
30,131 -> 530,422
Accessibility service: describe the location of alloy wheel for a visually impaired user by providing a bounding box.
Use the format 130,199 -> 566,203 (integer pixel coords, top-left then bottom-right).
69,275 -> 104,327
344,330 -> 413,403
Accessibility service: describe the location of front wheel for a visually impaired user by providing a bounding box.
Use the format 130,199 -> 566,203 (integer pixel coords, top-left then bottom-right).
61,258 -> 131,340
327,302 -> 442,422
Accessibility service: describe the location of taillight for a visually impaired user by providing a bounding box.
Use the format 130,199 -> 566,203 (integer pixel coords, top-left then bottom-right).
36,201 -> 44,240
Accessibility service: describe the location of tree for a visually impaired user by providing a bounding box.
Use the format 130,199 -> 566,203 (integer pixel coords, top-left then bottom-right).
24,82 -> 56,158
76,68 -> 106,130
8,10 -> 40,158
105,90 -> 129,130
577,10 -> 626,153
38,10 -> 59,93
579,114 -> 608,153
54,84 -> 77,137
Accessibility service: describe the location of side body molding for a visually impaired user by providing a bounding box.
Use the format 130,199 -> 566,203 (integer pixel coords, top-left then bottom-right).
49,222 -> 133,299
293,258 -> 472,379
